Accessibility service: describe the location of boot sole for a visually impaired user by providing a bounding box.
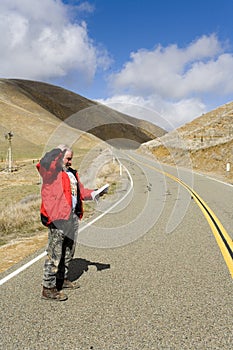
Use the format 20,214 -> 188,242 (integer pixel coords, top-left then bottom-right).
41,295 -> 68,301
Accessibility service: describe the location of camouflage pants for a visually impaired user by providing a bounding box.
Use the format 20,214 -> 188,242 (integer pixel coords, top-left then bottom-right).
42,213 -> 79,289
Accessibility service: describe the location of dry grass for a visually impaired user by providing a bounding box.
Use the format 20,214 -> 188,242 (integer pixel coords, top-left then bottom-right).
0,162 -> 43,245
0,195 -> 43,245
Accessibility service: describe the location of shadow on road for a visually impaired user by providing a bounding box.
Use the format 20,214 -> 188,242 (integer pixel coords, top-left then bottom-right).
67,258 -> 111,282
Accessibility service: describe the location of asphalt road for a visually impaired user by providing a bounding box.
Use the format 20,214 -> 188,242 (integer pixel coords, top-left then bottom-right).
0,150 -> 232,350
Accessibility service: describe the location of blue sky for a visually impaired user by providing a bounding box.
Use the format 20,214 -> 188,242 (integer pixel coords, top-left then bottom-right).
0,0 -> 233,130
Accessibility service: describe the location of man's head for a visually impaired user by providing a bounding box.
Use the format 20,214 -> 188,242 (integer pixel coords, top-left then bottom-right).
63,148 -> 73,169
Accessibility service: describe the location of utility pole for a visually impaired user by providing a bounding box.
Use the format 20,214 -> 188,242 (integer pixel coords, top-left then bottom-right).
5,131 -> 14,172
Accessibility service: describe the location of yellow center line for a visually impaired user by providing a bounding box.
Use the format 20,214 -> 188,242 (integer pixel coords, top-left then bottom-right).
127,153 -> 233,279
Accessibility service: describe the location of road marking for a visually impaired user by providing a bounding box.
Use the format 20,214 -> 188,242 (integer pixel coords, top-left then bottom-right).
0,162 -> 133,286
127,153 -> 233,279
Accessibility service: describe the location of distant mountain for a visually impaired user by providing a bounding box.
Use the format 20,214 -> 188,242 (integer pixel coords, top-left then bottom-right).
2,78 -> 231,182
0,79 -> 166,154
140,102 -> 233,183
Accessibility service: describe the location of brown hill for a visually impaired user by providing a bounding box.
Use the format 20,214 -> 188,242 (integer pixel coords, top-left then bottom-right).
140,102 -> 233,183
0,79 -> 166,157
1,77 -> 231,182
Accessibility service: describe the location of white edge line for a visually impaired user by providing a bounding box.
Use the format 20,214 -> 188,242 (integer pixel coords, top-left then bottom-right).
196,172 -> 233,187
0,161 -> 133,287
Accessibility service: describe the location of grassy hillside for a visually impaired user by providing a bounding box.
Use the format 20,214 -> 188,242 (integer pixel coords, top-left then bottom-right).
140,101 -> 233,183
3,79 -> 167,149
0,79 -> 104,162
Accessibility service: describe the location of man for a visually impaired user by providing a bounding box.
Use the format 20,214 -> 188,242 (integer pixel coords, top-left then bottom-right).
36,145 -> 94,301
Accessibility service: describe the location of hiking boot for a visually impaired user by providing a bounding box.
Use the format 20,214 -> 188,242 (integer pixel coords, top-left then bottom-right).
41,286 -> 68,301
63,279 -> 80,289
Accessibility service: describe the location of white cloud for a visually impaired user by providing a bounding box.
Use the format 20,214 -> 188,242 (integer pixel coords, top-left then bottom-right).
0,0 -> 110,83
182,53 -> 233,95
109,34 -> 233,100
99,34 -> 232,130
97,94 -> 206,131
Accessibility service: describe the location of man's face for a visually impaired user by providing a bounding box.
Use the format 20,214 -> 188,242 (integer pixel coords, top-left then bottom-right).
63,150 -> 73,169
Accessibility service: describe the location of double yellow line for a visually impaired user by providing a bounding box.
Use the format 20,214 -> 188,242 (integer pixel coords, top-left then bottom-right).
128,153 -> 233,279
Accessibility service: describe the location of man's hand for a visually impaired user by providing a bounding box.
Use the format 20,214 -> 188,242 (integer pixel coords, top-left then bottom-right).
91,184 -> 109,201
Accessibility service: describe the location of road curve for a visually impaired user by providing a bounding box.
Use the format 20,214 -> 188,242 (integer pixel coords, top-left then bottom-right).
0,150 -> 232,350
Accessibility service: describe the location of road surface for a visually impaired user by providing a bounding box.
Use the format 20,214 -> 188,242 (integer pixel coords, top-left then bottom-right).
0,150 -> 232,350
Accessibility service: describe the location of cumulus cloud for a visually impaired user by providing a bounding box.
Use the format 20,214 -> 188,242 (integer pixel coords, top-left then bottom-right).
97,94 -> 206,131
0,0 -> 110,83
109,34 -> 233,99
100,34 -> 233,129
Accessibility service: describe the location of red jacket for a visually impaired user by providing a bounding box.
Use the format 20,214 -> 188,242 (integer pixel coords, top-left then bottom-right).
36,148 -> 93,226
